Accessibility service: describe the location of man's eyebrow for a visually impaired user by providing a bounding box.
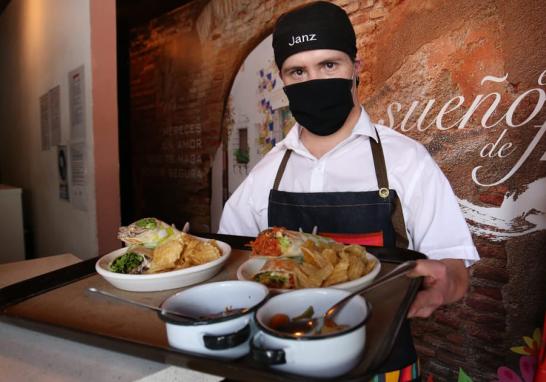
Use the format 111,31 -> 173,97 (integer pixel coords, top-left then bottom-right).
282,65 -> 304,74
317,58 -> 341,65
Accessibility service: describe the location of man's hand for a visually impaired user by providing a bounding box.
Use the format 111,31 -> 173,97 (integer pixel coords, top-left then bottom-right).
406,259 -> 469,318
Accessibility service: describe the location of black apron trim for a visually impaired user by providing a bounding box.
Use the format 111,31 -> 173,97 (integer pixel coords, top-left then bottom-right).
393,194 -> 409,249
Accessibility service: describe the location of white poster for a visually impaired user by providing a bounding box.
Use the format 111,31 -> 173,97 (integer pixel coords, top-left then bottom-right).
69,142 -> 87,210
40,92 -> 50,151
69,65 -> 86,141
49,85 -> 61,146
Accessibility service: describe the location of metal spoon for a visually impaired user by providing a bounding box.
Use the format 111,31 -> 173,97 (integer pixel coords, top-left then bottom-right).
87,287 -> 251,323
87,287 -> 200,323
275,260 -> 417,335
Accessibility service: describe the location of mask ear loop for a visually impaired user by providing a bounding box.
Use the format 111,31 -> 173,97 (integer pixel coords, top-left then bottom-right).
351,69 -> 360,87
351,72 -> 360,106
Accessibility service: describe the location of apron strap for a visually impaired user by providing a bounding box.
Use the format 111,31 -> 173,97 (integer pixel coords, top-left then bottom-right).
273,149 -> 292,190
370,128 -> 409,249
369,130 -> 389,190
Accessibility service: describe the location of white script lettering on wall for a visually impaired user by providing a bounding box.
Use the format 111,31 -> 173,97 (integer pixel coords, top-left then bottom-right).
378,71 -> 546,241
379,71 -> 546,186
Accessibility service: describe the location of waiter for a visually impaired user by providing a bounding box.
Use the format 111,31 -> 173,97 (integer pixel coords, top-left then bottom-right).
219,1 -> 479,380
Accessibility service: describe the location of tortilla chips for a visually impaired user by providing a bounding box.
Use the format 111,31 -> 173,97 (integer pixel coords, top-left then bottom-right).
256,238 -> 376,289
146,233 -> 221,273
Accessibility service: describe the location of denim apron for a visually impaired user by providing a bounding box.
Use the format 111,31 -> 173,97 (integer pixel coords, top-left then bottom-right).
268,131 -> 419,380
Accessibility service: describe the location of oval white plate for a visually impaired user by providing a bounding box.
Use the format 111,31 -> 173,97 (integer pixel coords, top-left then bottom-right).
236,252 -> 380,293
96,238 -> 231,292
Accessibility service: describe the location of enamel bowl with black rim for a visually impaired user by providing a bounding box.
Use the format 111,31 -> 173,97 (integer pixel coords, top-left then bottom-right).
95,237 -> 231,292
160,280 -> 269,360
251,288 -> 370,378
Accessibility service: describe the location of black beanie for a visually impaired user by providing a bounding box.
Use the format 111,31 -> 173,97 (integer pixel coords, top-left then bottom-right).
272,1 -> 357,69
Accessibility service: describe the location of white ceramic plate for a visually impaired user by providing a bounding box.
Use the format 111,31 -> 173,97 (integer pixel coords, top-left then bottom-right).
236,252 -> 381,293
95,238 -> 231,292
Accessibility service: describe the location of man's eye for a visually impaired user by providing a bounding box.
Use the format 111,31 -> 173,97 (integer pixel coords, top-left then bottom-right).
292,68 -> 304,76
324,62 -> 336,70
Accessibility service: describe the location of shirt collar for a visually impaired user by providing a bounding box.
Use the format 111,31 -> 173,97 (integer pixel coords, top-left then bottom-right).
277,105 -> 378,152
352,106 -> 378,142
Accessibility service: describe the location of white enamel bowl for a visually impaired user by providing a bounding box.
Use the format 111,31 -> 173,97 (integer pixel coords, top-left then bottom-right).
237,252 -> 381,293
160,280 -> 269,359
95,238 -> 231,292
252,288 -> 370,378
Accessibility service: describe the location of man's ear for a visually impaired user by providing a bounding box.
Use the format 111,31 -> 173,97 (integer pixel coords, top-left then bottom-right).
354,59 -> 362,72
354,59 -> 362,86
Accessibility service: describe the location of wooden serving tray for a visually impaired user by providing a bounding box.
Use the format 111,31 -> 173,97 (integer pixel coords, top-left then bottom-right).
0,234 -> 424,381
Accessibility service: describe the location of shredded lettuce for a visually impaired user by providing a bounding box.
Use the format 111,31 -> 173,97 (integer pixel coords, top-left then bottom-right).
138,227 -> 176,248
109,252 -> 144,274
278,236 -> 291,252
254,271 -> 288,288
135,218 -> 157,229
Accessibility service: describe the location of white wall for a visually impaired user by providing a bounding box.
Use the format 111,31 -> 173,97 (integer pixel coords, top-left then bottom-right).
225,35 -> 282,195
211,34 -> 290,231
0,0 -> 98,259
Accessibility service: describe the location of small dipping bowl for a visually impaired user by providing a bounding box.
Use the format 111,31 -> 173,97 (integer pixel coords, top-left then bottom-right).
160,280 -> 269,359
252,288 -> 370,378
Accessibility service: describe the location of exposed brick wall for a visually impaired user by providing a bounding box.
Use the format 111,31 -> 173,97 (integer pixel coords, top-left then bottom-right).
129,1 -> 546,380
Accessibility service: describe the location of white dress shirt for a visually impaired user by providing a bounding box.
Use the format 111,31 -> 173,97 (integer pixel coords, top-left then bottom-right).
219,107 -> 479,264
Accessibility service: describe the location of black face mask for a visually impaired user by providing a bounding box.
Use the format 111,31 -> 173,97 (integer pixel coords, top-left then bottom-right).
283,78 -> 354,136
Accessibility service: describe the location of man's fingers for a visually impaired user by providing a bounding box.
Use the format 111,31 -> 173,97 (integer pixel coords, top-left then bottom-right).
406,259 -> 448,280
406,259 -> 467,317
407,290 -> 444,318
422,275 -> 437,288
408,305 -> 436,318
406,259 -> 435,278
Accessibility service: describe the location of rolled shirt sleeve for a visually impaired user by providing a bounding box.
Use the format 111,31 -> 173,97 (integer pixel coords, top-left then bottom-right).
218,173 -> 262,237
402,148 -> 479,266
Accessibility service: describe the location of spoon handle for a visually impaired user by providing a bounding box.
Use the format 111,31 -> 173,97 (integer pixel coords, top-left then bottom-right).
87,287 -> 163,312
87,287 -> 195,322
325,260 -> 417,320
